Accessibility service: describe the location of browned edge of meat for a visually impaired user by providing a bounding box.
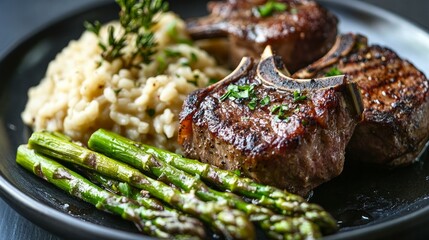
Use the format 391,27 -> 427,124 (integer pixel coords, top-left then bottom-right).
186,0 -> 338,72
179,46 -> 363,195
294,33 -> 429,167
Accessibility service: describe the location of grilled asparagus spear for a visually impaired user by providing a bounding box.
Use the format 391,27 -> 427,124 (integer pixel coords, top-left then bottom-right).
89,129 -> 323,239
89,128 -> 337,234
16,145 -> 205,239
81,169 -> 170,211
27,131 -> 255,240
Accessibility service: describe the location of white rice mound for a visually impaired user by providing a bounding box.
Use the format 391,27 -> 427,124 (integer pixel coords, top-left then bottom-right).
21,12 -> 228,152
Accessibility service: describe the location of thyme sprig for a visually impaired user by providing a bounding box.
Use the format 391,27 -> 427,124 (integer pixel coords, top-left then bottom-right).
85,0 -> 168,67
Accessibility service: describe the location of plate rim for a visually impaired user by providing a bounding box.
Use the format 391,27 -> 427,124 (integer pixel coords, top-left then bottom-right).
1,0 -> 429,239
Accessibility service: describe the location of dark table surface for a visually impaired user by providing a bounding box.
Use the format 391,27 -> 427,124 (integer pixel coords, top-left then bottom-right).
1,0 -> 429,239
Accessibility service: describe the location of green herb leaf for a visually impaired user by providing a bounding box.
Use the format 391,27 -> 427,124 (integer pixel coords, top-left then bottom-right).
220,84 -> 270,111
325,67 -> 343,77
84,20 -> 102,35
293,90 -> 307,102
248,98 -> 258,110
164,49 -> 182,58
271,104 -> 289,120
220,84 -> 254,101
255,1 -> 287,17
260,96 -> 270,106
190,52 -> 198,63
86,0 -> 169,66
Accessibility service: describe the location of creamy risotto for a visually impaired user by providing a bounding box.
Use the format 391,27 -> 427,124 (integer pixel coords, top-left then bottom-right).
21,13 -> 228,152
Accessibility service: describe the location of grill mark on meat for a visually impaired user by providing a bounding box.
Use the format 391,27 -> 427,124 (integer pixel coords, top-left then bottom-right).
187,0 -> 338,72
179,48 -> 361,195
294,33 -> 429,166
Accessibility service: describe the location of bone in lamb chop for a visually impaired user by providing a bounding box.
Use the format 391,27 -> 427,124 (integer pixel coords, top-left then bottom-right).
186,0 -> 338,73
179,46 -> 363,196
294,33 -> 429,167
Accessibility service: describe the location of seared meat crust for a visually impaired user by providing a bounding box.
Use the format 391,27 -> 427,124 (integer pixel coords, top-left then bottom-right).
187,0 -> 338,72
294,33 -> 429,166
179,52 -> 360,195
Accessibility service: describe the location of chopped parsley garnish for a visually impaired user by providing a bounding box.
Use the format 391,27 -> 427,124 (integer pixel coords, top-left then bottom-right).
255,1 -> 287,17
220,84 -> 269,111
260,96 -> 271,106
271,104 -> 289,121
293,90 -> 307,102
220,84 -> 255,101
325,67 -> 343,77
248,98 -> 258,110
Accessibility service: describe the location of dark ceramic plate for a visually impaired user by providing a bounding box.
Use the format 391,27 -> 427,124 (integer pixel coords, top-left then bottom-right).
1,0 -> 429,239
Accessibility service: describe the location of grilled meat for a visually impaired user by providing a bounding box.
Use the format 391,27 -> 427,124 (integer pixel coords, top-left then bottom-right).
179,46 -> 362,195
187,0 -> 338,72
294,33 -> 429,167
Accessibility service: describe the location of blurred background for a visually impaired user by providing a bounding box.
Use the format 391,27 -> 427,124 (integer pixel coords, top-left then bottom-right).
0,0 -> 428,239
1,0 -> 428,58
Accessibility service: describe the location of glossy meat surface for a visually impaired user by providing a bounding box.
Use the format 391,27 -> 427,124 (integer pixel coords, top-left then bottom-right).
295,34 -> 429,166
179,54 -> 359,195
187,0 -> 338,72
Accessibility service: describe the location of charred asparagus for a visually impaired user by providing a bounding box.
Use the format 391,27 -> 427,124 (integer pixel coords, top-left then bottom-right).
88,129 -> 337,235
27,131 -> 254,240
16,145 -> 205,239
88,129 -> 322,239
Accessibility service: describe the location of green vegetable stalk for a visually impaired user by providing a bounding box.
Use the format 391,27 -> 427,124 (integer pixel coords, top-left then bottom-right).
16,145 -> 205,239
89,128 -> 337,235
27,131 -> 255,240
88,129 -> 323,239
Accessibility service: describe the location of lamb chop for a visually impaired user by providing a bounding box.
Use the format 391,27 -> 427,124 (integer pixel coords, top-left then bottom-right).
294,33 -> 429,167
178,46 -> 363,195
187,0 -> 338,72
